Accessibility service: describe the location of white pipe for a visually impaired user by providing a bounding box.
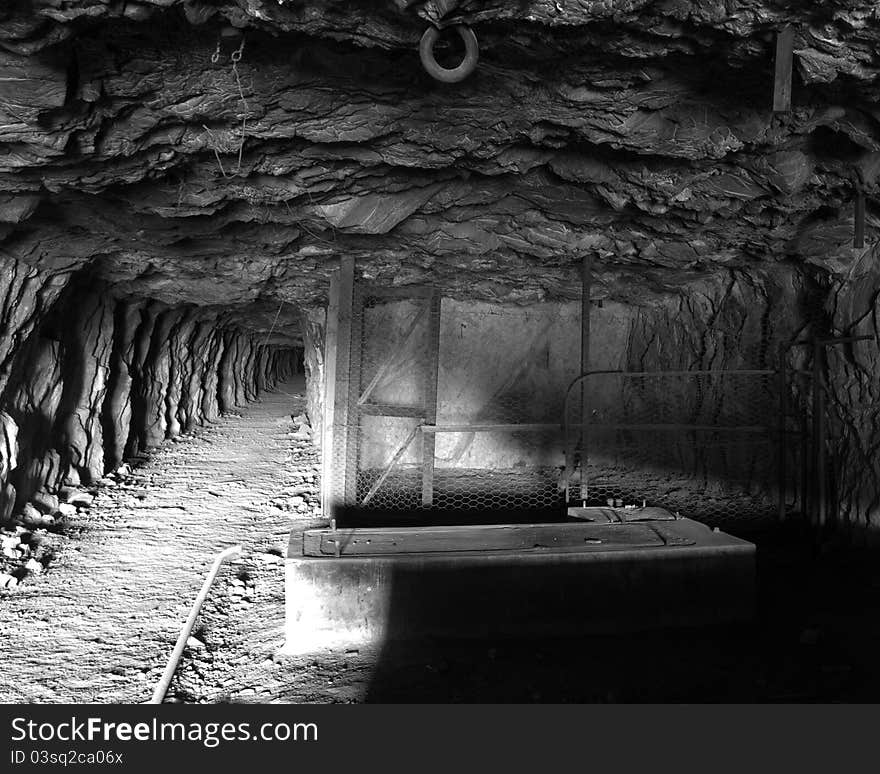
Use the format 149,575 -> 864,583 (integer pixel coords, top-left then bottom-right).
149,544 -> 243,704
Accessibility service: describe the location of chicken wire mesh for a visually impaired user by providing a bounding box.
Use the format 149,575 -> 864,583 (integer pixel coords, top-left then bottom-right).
335,292 -> 580,520
427,429 -> 565,514
562,370 -> 794,530
346,290 -> 434,515
327,282 -> 814,531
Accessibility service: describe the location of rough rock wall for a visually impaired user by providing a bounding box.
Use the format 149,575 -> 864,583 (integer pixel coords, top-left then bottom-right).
0,256 -> 295,527
299,307 -> 326,448
0,259 -> 76,522
825,245 -> 880,533
626,265 -> 820,372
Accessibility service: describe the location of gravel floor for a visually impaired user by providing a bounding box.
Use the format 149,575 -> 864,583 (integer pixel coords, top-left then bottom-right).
0,377 -> 374,704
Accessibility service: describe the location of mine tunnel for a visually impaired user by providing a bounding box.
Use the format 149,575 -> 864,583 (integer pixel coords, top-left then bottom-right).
2,0 -> 880,704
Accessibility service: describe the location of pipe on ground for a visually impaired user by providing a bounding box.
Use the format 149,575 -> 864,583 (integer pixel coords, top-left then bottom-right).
149,544 -> 243,704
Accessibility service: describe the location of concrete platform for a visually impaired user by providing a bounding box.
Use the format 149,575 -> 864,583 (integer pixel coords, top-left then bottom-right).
282,517 -> 755,655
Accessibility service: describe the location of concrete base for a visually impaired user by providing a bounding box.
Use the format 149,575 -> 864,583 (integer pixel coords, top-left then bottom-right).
282,517 -> 755,655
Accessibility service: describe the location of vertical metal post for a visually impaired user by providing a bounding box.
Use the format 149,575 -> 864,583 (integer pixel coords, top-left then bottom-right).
773,25 -> 795,113
800,409 -> 809,519
563,384 -> 576,500
344,279 -> 363,508
777,343 -> 788,522
422,288 -> 442,506
579,253 -> 592,501
321,274 -> 340,520
811,339 -> 827,528
421,290 -> 442,507
330,256 -> 356,519
817,348 -> 828,529
854,187 -> 866,249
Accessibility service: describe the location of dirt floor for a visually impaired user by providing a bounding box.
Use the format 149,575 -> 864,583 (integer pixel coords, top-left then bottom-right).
3,378 -> 880,703
0,377 -> 349,703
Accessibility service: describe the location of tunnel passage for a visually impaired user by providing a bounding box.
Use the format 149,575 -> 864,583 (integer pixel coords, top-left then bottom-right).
0,259 -> 300,527
0,2 -> 876,536
0,0 -> 877,602
2,0 -> 880,705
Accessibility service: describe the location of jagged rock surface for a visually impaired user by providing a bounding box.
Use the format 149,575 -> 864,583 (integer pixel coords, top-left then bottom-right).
1,0 -> 879,315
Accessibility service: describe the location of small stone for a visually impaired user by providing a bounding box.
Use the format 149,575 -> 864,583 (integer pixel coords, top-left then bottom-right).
1,534 -> 20,551
289,496 -> 304,507
57,503 -> 77,518
21,504 -> 53,528
59,488 -> 93,507
24,558 -> 42,575
31,492 -> 59,515
20,503 -> 41,523
186,636 -> 206,651
0,572 -> 18,589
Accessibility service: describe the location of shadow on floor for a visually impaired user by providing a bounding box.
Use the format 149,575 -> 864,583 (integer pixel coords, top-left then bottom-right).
363,523 -> 880,702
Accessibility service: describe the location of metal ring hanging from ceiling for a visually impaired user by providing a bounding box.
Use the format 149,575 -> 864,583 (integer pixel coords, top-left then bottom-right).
419,25 -> 479,83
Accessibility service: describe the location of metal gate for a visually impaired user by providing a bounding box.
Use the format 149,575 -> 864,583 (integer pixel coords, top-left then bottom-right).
324,282 -> 440,518
351,286 -> 440,511
323,262 -> 815,531
324,271 -> 579,522
562,369 -> 800,529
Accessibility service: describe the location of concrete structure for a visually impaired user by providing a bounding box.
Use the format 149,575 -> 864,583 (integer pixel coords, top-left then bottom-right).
283,516 -> 755,655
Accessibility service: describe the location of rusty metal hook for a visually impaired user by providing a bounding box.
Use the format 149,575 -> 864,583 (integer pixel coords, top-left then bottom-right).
419,24 -> 479,83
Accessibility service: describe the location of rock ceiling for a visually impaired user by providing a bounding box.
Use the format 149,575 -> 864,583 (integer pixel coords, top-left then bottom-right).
1,0 -> 879,341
